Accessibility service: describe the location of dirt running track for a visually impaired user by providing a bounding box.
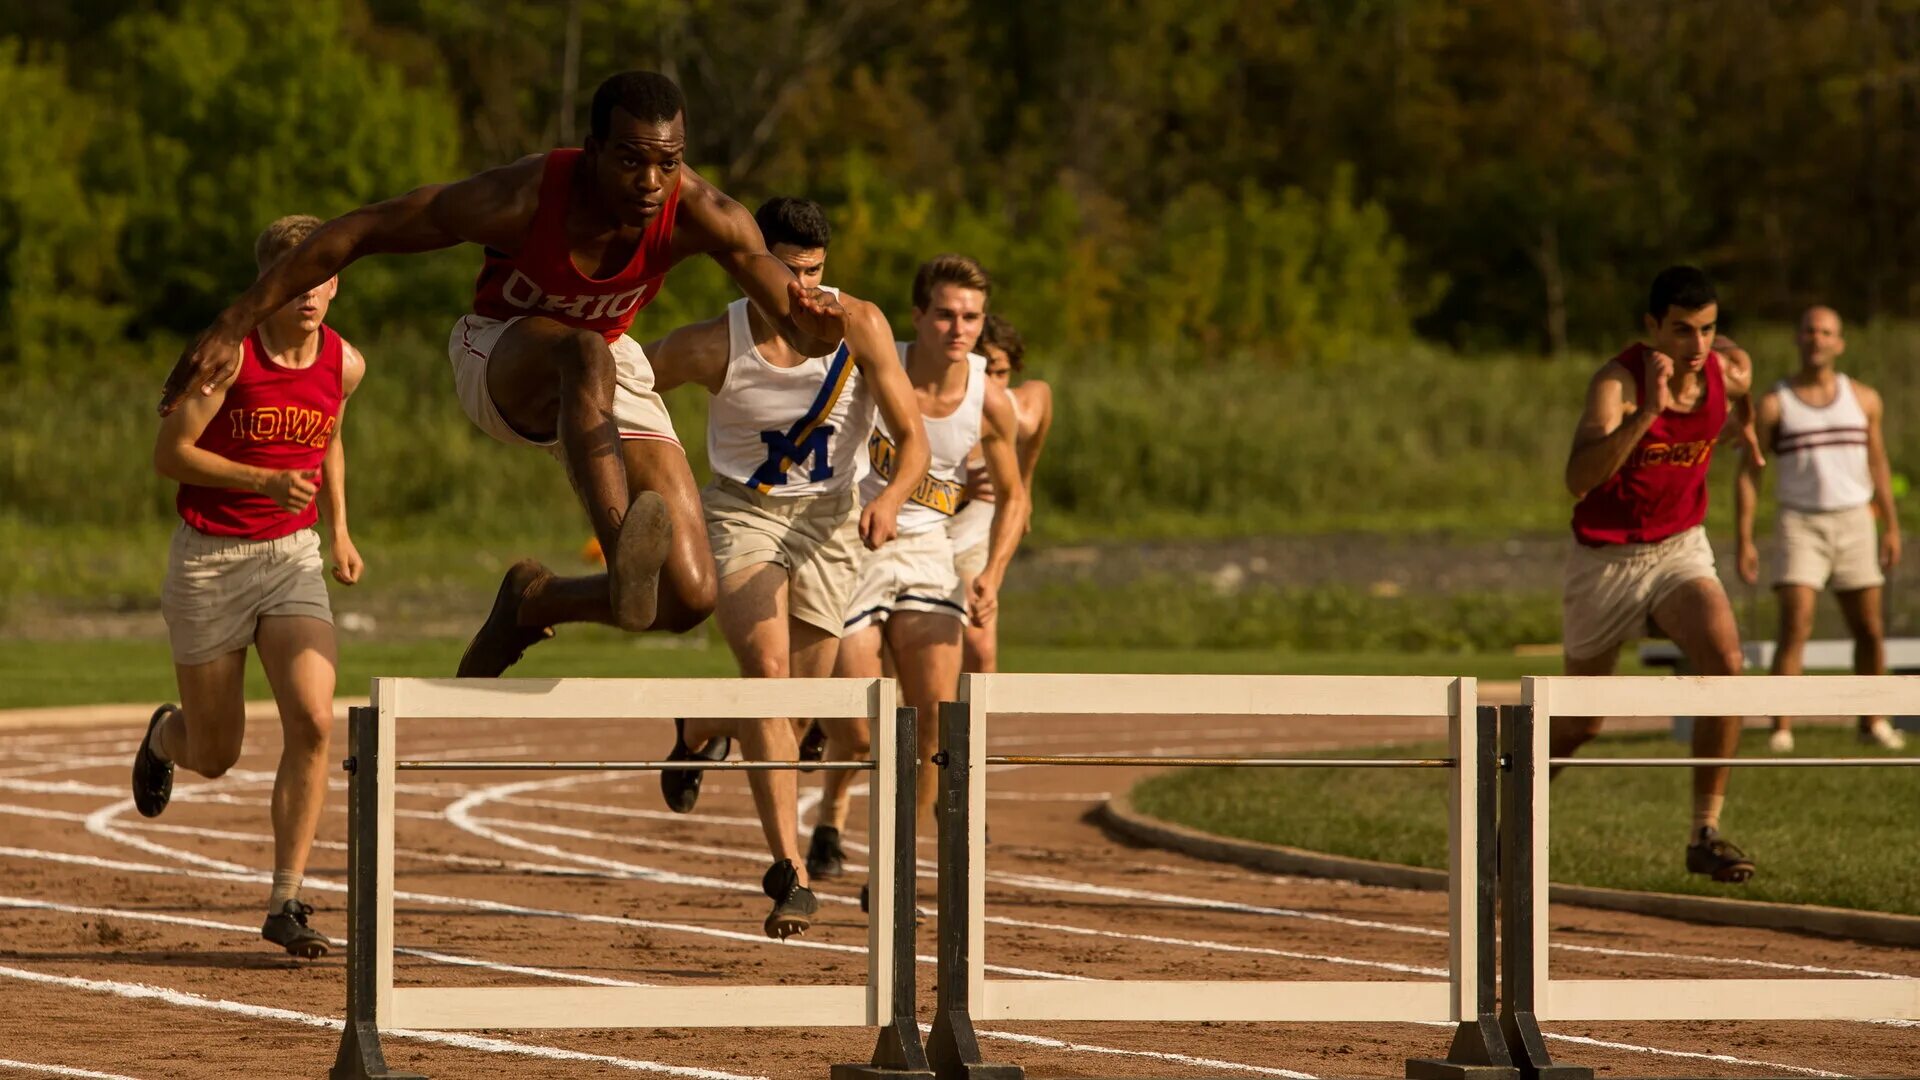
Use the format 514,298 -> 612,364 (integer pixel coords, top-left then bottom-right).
0,703 -> 1915,1079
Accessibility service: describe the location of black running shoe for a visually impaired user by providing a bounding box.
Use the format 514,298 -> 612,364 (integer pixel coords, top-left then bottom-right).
261,899 -> 331,959
131,704 -> 178,819
798,721 -> 827,771
456,559 -> 556,678
1686,827 -> 1756,883
806,826 -> 847,879
762,859 -> 819,940
661,719 -> 731,814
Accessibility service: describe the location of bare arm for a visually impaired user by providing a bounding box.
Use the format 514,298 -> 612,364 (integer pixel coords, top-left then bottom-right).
153,375 -> 317,513
1861,383 -> 1903,570
321,345 -> 367,585
1734,391 -> 1779,585
1012,379 -> 1053,494
969,381 -> 1030,627
160,157 -> 542,414
846,300 -> 928,550
1715,336 -> 1764,466
674,177 -> 845,356
641,313 -> 732,395
1565,359 -> 1662,500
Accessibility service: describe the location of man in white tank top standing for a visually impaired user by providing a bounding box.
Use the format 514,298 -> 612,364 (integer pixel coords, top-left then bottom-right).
813,254 -> 1027,875
644,198 -> 930,938
1735,305 -> 1904,751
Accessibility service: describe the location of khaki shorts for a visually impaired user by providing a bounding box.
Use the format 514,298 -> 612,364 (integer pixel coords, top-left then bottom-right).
1777,504 -> 1884,592
704,477 -> 862,636
1562,525 -> 1718,661
161,524 -> 332,666
844,528 -> 967,632
449,315 -> 680,452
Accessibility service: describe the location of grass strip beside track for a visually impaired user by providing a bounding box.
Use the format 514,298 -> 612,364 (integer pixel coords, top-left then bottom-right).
0,635 -> 1578,709
1132,726 -> 1920,916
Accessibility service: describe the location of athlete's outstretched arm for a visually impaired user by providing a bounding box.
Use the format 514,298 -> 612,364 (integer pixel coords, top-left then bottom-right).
640,314 -> 731,395
321,344 -> 368,586
676,179 -> 844,356
160,158 -> 542,415
1566,359 -> 1663,499
1733,390 -> 1780,586
969,381 -> 1029,627
843,298 -> 928,550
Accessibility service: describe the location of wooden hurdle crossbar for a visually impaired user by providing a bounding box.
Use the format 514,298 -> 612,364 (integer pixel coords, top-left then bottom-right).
332,677 -> 926,1080
1512,668 -> 1920,1030
925,674 -> 1511,1080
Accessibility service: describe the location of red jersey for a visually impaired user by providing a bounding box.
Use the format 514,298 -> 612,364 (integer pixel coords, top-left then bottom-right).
1571,344 -> 1726,546
176,327 -> 345,541
470,149 -> 682,342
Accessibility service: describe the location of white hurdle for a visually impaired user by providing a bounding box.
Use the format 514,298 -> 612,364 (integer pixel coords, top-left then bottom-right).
1520,675 -> 1920,1026
332,676 -> 919,1080
923,674 -> 1505,1080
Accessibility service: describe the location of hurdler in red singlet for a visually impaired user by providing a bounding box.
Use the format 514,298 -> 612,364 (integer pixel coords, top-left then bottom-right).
139,214 -> 371,959
1554,265 -> 1761,886
456,147 -> 685,450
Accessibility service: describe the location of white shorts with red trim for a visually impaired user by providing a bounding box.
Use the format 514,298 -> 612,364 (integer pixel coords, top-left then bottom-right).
448,314 -> 680,452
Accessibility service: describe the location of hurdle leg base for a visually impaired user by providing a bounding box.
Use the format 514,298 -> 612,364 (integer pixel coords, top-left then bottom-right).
1500,1011 -> 1593,1080
330,1019 -> 426,1080
832,1066 -> 935,1080
834,1019 -> 934,1080
1406,1013 -> 1519,1079
926,1009 -> 1022,1080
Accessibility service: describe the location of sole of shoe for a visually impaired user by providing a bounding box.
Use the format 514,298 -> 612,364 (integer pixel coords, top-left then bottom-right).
611,491 -> 673,632
132,704 -> 178,819
457,560 -> 556,677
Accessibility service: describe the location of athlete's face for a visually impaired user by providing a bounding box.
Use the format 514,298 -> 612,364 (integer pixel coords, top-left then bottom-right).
1643,302 -> 1717,370
912,283 -> 987,362
1796,307 -> 1845,370
771,243 -> 826,290
262,275 -> 336,338
981,344 -> 1014,386
587,109 -> 684,228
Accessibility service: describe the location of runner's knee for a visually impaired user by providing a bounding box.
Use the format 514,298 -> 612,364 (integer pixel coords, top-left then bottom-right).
282,708 -> 332,754
552,327 -> 616,385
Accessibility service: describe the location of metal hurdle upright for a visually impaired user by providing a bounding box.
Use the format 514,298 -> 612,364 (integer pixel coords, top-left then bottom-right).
1502,675 -> 1920,1079
331,676 -> 930,1080
923,673 -> 1513,1080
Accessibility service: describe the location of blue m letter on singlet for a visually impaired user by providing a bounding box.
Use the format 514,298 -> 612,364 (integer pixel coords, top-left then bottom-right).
749,425 -> 835,488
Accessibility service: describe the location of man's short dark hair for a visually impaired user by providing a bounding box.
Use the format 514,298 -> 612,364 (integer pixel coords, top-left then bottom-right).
754,197 -> 831,250
590,71 -> 685,139
1648,265 -> 1717,320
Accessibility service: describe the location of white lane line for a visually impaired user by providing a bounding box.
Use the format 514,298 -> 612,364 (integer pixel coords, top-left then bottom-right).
0,963 -> 760,1080
1532,1029 -> 1847,1078
953,1025 -> 1318,1079
0,1061 -> 143,1080
986,915 -> 1448,978
0,896 -> 649,988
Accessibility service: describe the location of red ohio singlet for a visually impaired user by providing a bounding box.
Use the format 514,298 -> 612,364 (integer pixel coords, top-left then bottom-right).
470,149 -> 682,342
177,327 -> 346,541
1571,344 -> 1726,546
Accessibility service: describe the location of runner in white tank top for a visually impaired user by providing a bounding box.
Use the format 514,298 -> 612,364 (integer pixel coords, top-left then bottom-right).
816,255 -> 1029,856
639,198 -> 930,927
948,315 -> 1054,676
1735,305 -> 1903,750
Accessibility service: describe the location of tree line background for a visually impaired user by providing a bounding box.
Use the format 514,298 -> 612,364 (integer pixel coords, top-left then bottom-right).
7,0 -> 1919,372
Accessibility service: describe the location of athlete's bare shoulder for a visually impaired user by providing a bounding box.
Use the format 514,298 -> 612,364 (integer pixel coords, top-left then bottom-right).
1852,378 -> 1884,418
340,339 -> 368,398
434,153 -> 547,254
665,167 -> 757,259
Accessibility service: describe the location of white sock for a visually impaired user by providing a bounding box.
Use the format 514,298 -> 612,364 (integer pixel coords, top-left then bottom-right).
269,870 -> 301,912
147,712 -> 175,764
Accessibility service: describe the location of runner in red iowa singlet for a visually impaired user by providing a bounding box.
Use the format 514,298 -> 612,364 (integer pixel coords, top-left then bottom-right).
1555,266 -> 1760,886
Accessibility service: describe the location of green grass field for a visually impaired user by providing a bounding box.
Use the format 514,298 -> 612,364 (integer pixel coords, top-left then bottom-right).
1133,725 -> 1920,915
0,634 -> 1578,710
